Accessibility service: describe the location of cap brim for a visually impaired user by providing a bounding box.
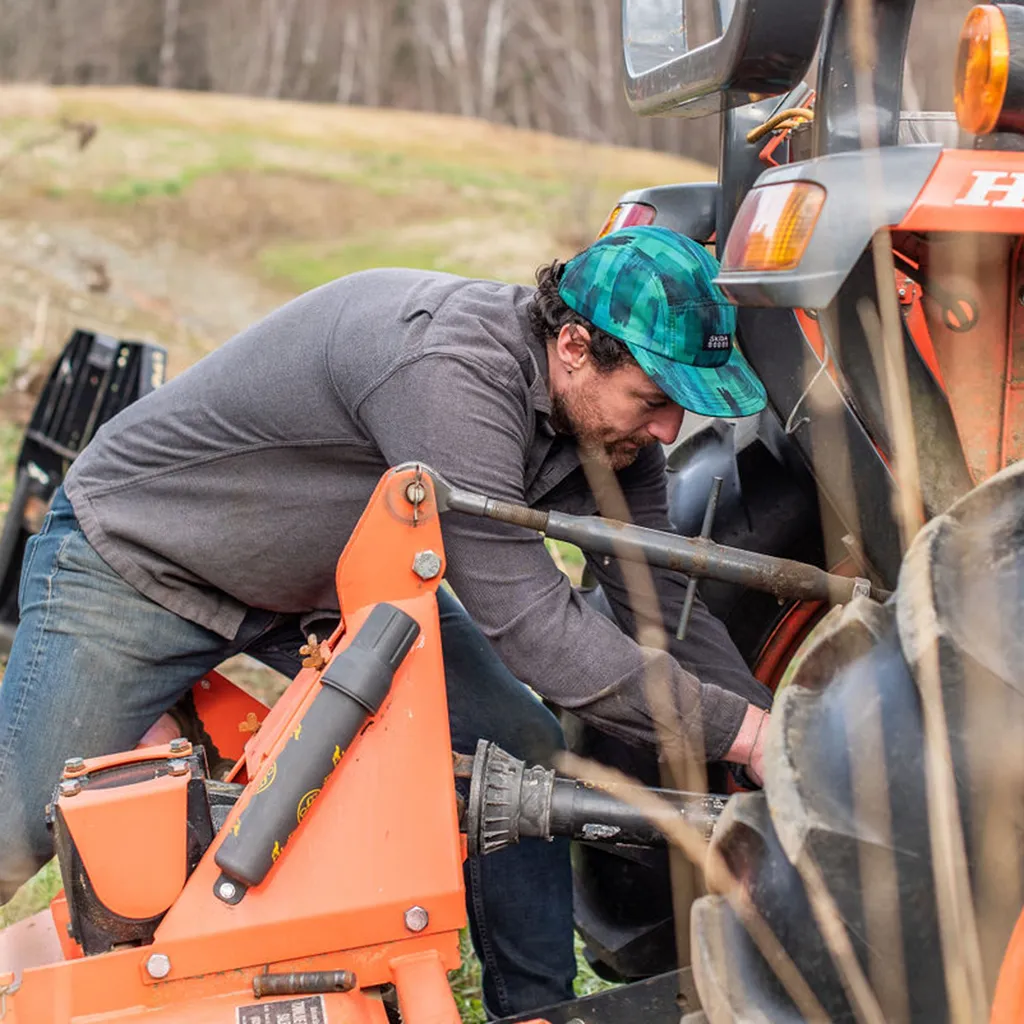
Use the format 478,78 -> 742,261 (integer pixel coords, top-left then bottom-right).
627,341 -> 767,418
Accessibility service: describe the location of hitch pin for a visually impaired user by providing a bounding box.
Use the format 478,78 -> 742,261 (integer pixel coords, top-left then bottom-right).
404,464 -> 426,524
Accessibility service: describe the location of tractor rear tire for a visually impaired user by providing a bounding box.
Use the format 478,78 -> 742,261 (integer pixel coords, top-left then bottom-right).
691,461 -> 1024,1022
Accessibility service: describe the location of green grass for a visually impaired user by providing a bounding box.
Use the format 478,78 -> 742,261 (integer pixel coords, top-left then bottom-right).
96,175 -> 186,202
0,858 -> 61,928
0,422 -> 25,510
450,929 -> 616,1023
259,237 -> 479,292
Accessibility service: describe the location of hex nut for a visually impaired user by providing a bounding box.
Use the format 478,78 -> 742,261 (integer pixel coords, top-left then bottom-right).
404,905 -> 429,932
168,737 -> 190,754
167,759 -> 190,777
412,550 -> 442,581
59,779 -> 82,798
63,757 -> 86,777
146,953 -> 171,979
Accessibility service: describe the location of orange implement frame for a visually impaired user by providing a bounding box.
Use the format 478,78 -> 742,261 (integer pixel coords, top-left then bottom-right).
991,906 -> 1024,1024
2,467 -> 468,1024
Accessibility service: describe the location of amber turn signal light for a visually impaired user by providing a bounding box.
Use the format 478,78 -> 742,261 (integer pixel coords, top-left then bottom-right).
720,182 -> 825,274
955,4 -> 1024,135
596,201 -> 656,239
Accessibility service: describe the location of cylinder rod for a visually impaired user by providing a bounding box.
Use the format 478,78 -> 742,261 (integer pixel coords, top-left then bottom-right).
443,486 -> 881,604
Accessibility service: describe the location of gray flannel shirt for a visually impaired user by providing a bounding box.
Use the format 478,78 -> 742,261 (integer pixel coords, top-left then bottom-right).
65,269 -> 767,760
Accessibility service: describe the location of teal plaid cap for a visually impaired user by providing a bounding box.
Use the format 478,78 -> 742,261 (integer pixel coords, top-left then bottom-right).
557,225 -> 766,418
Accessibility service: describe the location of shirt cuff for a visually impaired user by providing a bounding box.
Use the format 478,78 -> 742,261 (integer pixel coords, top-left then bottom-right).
700,683 -> 750,762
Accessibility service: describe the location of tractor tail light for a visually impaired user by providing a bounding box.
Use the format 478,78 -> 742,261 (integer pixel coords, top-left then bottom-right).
955,4 -> 1024,135
720,182 -> 825,273
596,201 -> 656,239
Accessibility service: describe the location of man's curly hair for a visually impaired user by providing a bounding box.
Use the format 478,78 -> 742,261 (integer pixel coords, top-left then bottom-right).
527,259 -> 636,373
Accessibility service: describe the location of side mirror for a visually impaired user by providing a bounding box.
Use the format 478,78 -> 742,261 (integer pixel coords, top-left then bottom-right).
623,0 -> 828,119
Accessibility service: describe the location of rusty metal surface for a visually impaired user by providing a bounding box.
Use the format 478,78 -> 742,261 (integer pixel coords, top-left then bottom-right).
405,463 -> 885,605
1003,241 -> 1024,468
252,970 -> 357,997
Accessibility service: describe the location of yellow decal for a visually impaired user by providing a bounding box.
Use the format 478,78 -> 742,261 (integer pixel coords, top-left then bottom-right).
271,840 -> 281,862
332,744 -> 342,766
232,820 -> 240,837
256,761 -> 277,793
297,788 -> 321,825
293,722 -> 302,741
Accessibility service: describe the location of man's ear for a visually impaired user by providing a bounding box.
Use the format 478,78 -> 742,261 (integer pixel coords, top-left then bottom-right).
554,324 -> 592,373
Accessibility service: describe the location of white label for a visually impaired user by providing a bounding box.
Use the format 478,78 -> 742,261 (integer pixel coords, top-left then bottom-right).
703,333 -> 731,351
954,170 -> 1024,208
236,995 -> 327,1024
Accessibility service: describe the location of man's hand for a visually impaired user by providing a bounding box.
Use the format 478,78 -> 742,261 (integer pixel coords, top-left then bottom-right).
724,704 -> 770,787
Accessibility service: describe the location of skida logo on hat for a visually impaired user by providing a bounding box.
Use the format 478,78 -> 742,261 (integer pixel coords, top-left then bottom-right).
557,225 -> 767,418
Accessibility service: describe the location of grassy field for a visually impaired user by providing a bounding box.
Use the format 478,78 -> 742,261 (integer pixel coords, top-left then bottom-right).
0,85 -> 710,1015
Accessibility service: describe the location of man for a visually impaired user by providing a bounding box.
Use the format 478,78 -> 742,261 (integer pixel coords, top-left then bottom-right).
0,225 -> 771,1015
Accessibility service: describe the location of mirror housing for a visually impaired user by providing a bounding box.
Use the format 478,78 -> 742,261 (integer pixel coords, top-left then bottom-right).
623,0 -> 828,118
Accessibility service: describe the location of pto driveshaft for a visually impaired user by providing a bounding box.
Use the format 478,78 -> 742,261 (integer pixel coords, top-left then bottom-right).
459,741 -> 726,856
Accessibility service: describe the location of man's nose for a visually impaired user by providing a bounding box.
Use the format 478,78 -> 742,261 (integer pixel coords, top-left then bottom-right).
647,403 -> 685,444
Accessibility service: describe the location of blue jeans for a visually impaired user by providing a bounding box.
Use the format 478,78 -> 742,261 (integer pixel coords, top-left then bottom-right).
0,488 -> 576,1016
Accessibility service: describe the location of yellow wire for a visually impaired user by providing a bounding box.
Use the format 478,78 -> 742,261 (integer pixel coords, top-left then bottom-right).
746,107 -> 815,144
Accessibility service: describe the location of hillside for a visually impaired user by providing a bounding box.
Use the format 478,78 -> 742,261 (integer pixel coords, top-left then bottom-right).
0,85 -> 712,503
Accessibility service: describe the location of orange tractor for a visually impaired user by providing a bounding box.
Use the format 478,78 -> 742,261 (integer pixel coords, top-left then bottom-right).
3,1 -> 1024,1022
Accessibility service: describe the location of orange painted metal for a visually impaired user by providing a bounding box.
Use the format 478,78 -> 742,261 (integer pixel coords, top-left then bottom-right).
916,233 -> 1015,483
49,895 -> 82,961
898,150 -> 1024,234
61,773 -> 190,921
189,668 -> 270,764
3,467 -> 466,1024
897,272 -> 947,389
753,600 -> 826,692
391,951 -> 462,1024
991,906 -> 1024,1024
64,739 -> 191,779
794,309 -> 825,361
3,943 -> 420,1023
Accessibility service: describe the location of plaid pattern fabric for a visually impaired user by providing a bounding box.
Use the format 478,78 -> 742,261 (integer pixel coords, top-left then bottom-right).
558,226 -> 767,417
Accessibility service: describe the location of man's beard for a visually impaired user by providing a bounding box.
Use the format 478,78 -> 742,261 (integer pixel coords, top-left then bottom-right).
550,388 -> 653,471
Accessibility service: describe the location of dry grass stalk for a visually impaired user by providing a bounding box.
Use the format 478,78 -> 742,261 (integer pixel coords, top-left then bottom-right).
845,693 -> 911,1024
846,1 -> 987,1018
578,453 -> 708,968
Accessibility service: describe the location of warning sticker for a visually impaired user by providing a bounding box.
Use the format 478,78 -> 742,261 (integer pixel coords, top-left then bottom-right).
236,995 -> 327,1024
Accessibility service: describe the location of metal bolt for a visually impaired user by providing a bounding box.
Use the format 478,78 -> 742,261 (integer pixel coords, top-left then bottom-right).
63,757 -> 86,777
168,737 -> 189,754
59,779 -> 82,798
167,759 -> 189,777
405,482 -> 427,504
145,953 -> 171,979
404,905 -> 429,932
199,678 -> 212,690
217,880 -> 237,902
412,550 -> 442,581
